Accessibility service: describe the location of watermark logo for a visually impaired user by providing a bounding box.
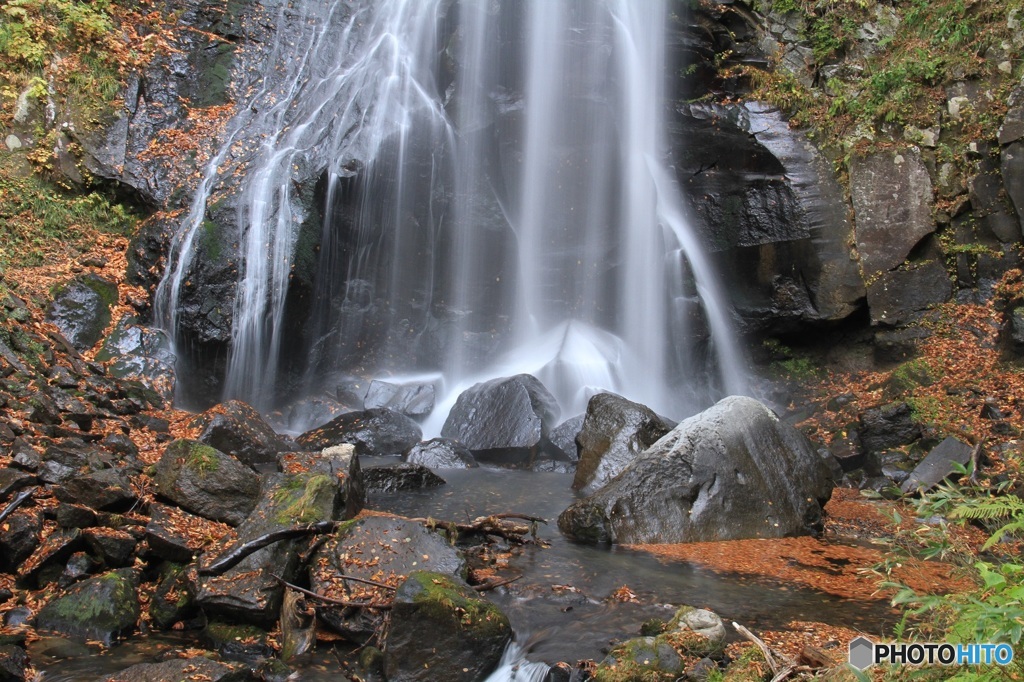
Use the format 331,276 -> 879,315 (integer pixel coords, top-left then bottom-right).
849,636 -> 1015,670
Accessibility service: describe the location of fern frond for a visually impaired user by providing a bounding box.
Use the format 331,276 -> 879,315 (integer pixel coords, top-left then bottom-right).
951,496 -> 1024,521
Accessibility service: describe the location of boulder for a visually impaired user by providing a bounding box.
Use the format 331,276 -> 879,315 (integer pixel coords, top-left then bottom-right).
404,438 -> 478,469
45,274 -> 119,351
310,516 -> 466,642
145,502 -> 228,564
196,472 -> 343,626
276,445 -> 365,520
54,468 -> 136,512
148,563 -> 201,630
383,571 -> 512,682
858,402 -> 922,456
82,528 -> 137,568
548,414 -> 585,461
0,644 -> 27,682
189,400 -> 291,468
440,374 -> 560,467
94,318 -> 176,402
667,606 -> 727,658
0,509 -> 42,573
364,380 -> 436,419
572,393 -> 673,494
595,636 -> 684,680
558,396 -> 834,544
296,408 -> 422,456
35,568 -> 140,646
901,437 -> 974,494
153,440 -> 261,525
363,463 -> 445,493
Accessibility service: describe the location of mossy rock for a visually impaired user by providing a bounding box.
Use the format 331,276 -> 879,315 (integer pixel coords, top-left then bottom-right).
35,568 -> 140,646
594,636 -> 684,682
153,439 -> 260,526
44,273 -> 118,351
201,621 -> 273,660
149,563 -> 200,630
665,605 -> 727,658
384,571 -> 511,682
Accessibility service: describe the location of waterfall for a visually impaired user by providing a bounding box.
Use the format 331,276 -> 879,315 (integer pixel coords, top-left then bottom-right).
157,0 -> 746,422
484,642 -> 550,682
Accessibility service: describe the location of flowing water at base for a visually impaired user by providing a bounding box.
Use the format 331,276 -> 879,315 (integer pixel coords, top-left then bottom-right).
38,466 -> 891,679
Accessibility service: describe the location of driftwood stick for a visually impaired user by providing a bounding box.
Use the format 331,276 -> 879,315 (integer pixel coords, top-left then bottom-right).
271,574 -> 392,609
199,521 -> 339,575
0,487 -> 36,525
472,574 -> 522,592
969,437 -> 987,484
734,622 -> 781,676
769,666 -> 796,682
338,574 -> 396,591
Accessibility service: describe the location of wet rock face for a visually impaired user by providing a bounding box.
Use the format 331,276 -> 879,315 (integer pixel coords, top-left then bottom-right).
404,438 -> 478,469
850,149 -> 953,326
673,103 -> 865,335
558,396 -> 835,544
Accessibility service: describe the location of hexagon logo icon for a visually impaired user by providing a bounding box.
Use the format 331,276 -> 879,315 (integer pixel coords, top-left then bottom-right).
849,636 -> 875,670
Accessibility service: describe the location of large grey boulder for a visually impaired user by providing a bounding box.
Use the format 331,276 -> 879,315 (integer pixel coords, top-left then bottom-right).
296,407 -> 422,455
189,400 -> 292,468
572,393 -> 673,494
558,396 -> 835,544
153,439 -> 260,525
440,374 -> 560,466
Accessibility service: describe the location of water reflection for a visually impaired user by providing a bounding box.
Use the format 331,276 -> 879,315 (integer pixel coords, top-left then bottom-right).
367,461 -> 895,663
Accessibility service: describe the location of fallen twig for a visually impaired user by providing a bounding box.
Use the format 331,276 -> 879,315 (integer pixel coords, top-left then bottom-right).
733,621 -> 781,677
270,573 -> 392,609
0,487 -> 36,525
472,574 -> 522,592
199,521 -> 339,575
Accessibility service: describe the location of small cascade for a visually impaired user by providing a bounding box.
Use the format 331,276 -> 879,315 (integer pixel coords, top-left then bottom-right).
158,0 -> 747,422
484,642 -> 550,682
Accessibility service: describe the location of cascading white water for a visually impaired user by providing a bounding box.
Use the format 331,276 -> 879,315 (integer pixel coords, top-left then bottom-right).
158,0 -> 746,421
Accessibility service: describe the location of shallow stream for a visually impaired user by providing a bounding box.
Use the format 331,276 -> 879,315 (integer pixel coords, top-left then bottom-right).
38,463 -> 890,679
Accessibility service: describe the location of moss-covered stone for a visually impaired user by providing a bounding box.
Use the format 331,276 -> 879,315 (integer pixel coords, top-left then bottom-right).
594,636 -> 684,682
384,571 -> 511,682
201,621 -> 273,660
271,473 -> 335,525
35,568 -> 140,646
149,563 -> 200,630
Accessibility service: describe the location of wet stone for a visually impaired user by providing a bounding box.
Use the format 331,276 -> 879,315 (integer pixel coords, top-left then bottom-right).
363,463 -> 445,493
83,528 -> 137,568
0,509 -> 42,573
